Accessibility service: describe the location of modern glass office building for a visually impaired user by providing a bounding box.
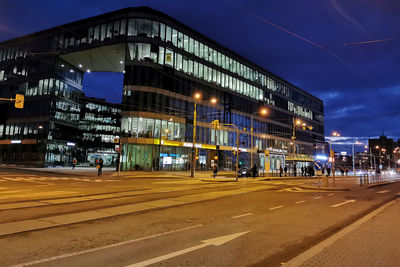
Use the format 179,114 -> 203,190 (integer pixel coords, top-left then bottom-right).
0,7 -> 324,171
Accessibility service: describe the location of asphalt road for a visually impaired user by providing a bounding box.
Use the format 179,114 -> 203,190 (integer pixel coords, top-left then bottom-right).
0,168 -> 399,266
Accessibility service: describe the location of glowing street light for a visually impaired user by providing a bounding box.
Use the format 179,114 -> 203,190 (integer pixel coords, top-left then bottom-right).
250,107 -> 269,167
191,93 -> 217,178
352,141 -> 363,174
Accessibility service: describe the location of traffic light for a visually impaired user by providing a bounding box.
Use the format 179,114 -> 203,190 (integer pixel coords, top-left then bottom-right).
211,120 -> 220,129
14,94 -> 24,109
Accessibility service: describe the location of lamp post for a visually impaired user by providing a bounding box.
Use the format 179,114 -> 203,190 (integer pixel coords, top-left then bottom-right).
213,122 -> 239,181
375,145 -> 383,171
329,131 -> 340,179
382,148 -> 387,169
250,107 -> 268,168
394,147 -> 400,169
352,141 -> 362,175
190,93 -> 217,178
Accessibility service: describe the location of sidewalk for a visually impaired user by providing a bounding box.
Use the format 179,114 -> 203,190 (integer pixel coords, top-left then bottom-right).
285,198 -> 400,266
0,165 -> 396,190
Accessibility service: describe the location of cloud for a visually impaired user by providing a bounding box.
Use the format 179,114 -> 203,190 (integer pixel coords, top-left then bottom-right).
328,104 -> 365,119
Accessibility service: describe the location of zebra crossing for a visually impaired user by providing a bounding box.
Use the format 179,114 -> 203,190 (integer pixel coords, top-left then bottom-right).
0,175 -> 117,183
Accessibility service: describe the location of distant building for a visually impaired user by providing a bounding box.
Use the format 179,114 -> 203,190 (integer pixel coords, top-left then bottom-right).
79,96 -> 121,166
369,135 -> 395,169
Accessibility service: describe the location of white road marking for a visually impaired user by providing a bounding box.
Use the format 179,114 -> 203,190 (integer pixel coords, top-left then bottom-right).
0,191 -> 75,200
0,190 -> 32,194
328,193 -> 334,196
270,205 -> 284,210
377,190 -> 391,194
11,224 -> 204,267
313,196 -> 322,199
125,231 -> 250,267
232,212 -> 253,219
331,200 -> 356,208
296,200 -> 306,204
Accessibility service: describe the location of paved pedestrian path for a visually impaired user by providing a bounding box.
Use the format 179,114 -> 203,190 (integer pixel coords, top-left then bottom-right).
285,199 -> 400,267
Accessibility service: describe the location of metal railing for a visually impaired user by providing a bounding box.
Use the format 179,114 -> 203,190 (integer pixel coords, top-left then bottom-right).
360,172 -> 400,186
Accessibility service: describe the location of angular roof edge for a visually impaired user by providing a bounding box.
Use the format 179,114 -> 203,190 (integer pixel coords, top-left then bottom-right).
0,6 -> 323,103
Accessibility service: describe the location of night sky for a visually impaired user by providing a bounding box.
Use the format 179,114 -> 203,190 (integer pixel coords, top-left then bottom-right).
1,0 -> 399,152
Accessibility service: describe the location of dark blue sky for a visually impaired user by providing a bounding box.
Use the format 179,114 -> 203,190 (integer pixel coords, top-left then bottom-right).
1,0 -> 399,151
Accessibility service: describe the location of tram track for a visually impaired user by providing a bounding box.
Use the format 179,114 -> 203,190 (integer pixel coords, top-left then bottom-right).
0,182 -> 269,224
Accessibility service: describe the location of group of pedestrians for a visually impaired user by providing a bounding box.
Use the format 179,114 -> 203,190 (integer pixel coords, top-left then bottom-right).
279,165 -> 316,177
71,158 -> 104,176
301,166 -> 315,177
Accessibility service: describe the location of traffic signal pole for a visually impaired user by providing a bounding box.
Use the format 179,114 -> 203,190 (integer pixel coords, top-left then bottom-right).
0,94 -> 24,108
212,120 -> 239,181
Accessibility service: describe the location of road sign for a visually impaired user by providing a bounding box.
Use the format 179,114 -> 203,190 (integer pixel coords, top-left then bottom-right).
314,161 -> 323,171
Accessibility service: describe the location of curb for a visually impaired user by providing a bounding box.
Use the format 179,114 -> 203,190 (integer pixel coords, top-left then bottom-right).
298,185 -> 350,191
366,180 -> 400,189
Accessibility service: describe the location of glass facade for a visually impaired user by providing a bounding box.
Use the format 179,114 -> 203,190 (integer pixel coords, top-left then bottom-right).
0,7 -> 324,171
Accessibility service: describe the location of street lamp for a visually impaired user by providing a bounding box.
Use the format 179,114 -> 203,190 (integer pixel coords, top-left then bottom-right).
250,107 -> 268,168
352,141 -> 362,175
374,145 -> 384,171
292,118 -> 313,154
329,131 -> 340,177
191,93 -> 217,178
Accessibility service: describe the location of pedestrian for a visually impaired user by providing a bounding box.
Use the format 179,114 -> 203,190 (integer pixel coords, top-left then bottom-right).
284,166 -> 288,177
116,154 -> 120,172
72,157 -> 77,170
293,165 -> 297,177
301,166 -> 304,177
253,164 -> 258,178
212,163 -> 218,178
321,166 -> 325,176
327,167 -> 331,177
279,165 -> 283,177
97,158 -> 103,176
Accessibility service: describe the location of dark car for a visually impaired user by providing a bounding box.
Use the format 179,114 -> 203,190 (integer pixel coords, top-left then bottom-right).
238,167 -> 252,178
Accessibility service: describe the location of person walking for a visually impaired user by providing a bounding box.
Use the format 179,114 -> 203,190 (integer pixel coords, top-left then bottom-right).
284,166 -> 288,177
72,158 -> 77,170
327,166 -> 331,177
253,164 -> 258,178
212,162 -> 218,178
301,166 -> 304,177
279,165 -> 283,177
97,158 -> 104,176
293,165 -> 297,177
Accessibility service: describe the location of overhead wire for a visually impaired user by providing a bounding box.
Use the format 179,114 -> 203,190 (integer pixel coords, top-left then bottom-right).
219,1 -> 378,85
